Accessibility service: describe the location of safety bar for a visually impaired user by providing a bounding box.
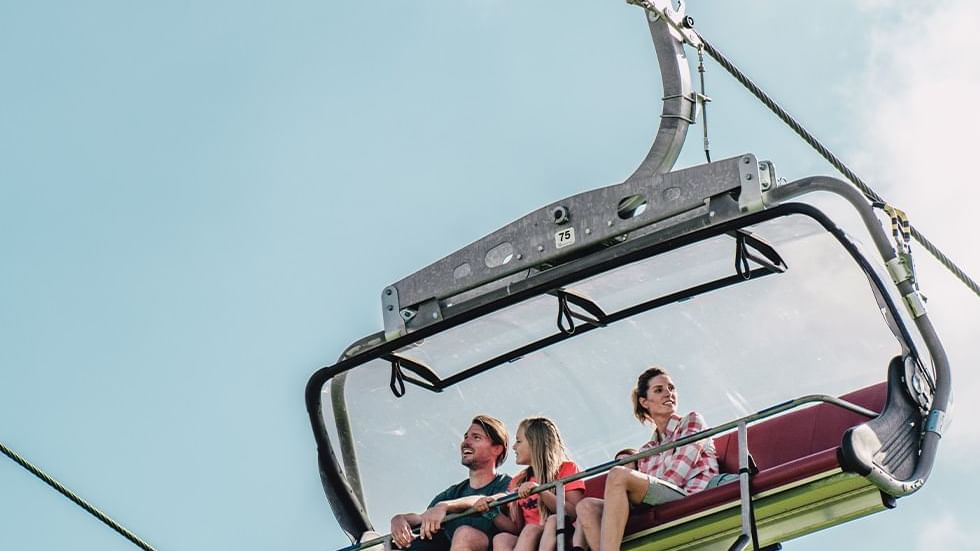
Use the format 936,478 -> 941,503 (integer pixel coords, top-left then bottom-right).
731,421 -> 753,551
337,394 -> 877,551
556,481 -> 567,551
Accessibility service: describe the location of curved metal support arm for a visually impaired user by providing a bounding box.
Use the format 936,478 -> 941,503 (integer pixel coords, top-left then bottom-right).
625,5 -> 695,181
769,177 -> 894,259
769,176 -> 952,497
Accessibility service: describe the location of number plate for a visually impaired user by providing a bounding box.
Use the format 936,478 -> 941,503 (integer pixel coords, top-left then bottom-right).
554,228 -> 576,249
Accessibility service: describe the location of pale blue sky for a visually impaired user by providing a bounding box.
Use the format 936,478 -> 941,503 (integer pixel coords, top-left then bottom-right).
2,1 -> 978,550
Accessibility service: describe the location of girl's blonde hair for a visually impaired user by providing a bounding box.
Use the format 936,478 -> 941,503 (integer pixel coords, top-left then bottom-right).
514,417 -> 568,523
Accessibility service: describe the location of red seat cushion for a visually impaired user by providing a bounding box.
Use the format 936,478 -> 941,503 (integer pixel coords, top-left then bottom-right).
584,475 -> 605,499
713,432 -> 743,476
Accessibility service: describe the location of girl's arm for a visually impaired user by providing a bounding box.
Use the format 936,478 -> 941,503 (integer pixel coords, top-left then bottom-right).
534,488 -> 585,518
493,501 -> 522,534
474,492 -> 522,534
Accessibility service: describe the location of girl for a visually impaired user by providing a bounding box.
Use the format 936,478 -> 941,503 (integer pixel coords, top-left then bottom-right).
493,417 -> 585,551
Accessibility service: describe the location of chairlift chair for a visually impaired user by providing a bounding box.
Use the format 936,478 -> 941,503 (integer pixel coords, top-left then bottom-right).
307,4 -> 951,551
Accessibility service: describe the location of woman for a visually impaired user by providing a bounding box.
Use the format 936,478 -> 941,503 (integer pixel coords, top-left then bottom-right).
573,367 -> 718,551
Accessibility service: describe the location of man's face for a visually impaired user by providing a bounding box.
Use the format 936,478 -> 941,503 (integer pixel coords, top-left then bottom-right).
460,422 -> 501,469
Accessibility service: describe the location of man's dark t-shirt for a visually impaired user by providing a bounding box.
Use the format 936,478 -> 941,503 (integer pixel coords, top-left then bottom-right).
407,473 -> 511,551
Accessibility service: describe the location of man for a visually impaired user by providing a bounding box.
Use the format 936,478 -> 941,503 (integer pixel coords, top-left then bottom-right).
389,415 -> 511,551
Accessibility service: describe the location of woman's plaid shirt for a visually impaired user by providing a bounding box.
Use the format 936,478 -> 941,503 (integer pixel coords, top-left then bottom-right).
636,411 -> 719,494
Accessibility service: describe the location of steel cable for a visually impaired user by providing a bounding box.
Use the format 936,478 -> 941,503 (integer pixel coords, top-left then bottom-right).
1,439 -> 159,551
694,32 -> 980,298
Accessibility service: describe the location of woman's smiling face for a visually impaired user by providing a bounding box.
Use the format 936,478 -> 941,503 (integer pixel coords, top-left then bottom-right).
640,373 -> 677,420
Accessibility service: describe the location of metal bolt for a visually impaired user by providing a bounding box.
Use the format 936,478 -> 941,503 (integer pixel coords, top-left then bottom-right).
761,180 -> 772,191
552,206 -> 570,225
607,220 -> 613,227
709,211 -> 716,218
516,254 -> 523,260
386,305 -> 394,311
743,156 -> 751,164
537,245 -> 544,252
585,228 -> 591,235
385,288 -> 392,296
431,312 -> 438,319
745,173 -> 753,181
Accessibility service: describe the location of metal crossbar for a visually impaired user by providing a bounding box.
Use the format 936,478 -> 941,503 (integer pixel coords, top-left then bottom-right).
336,394 -> 878,551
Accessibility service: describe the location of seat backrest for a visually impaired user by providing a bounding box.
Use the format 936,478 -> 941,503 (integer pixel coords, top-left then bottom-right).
584,473 -> 605,499
713,432 -> 750,475
746,383 -> 886,470
580,383 -> 887,498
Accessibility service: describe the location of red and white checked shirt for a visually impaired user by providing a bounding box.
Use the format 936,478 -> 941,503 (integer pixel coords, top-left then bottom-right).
636,411 -> 718,495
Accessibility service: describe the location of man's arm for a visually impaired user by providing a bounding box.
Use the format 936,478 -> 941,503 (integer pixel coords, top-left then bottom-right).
419,492 -> 513,539
434,495 -> 489,512
390,513 -> 423,549
416,495 -> 487,540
